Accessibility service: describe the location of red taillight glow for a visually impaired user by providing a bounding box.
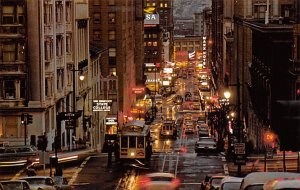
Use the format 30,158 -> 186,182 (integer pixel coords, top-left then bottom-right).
138,176 -> 151,188
172,178 -> 181,186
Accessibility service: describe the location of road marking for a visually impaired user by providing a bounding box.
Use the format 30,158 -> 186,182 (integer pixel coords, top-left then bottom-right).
174,152 -> 180,178
181,182 -> 202,185
69,156 -> 90,185
12,163 -> 34,180
223,163 -> 229,175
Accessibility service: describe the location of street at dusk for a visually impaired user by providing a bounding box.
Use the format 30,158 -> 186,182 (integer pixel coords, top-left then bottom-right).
1,0 -> 300,190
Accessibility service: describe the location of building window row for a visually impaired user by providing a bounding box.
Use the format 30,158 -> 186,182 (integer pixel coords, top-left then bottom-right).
55,1 -> 63,23
109,13 -> 116,24
109,48 -> 116,57
144,33 -> 158,39
0,79 -> 26,99
144,41 -> 158,47
1,5 -> 24,25
109,30 -> 116,40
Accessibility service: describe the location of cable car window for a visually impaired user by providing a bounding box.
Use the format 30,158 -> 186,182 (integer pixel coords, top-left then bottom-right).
121,136 -> 128,148
137,137 -> 144,148
129,136 -> 136,148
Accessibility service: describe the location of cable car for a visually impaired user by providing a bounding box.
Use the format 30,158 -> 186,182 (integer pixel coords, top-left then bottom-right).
118,120 -> 152,161
160,119 -> 176,139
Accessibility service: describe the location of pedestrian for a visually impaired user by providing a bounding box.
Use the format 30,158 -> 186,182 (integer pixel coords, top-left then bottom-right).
107,141 -> 112,168
114,141 -> 120,163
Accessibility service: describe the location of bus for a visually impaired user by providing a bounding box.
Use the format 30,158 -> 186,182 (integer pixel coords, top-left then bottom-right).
118,120 -> 152,161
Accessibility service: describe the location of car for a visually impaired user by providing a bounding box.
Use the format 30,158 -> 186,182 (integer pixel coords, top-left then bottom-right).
205,175 -> 225,190
219,176 -> 243,190
198,128 -> 210,137
19,176 -> 56,190
0,180 -> 31,190
185,123 -> 195,134
240,172 -> 300,190
53,176 -> 73,190
263,177 -> 300,190
195,137 -> 217,153
137,172 -> 180,190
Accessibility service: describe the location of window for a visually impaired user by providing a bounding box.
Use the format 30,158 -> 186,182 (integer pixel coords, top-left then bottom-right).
129,136 -> 136,148
109,48 -> 116,57
108,30 -> 116,40
4,80 -> 15,99
44,4 -> 53,25
153,41 -> 158,46
121,136 -> 128,148
147,42 -> 152,46
94,0 -> 101,5
108,13 -> 116,23
17,5 -> 24,24
144,34 -> 147,39
153,34 -> 158,38
253,5 -> 267,19
108,0 -> 115,5
66,2 -> 71,22
144,42 -> 147,46
55,2 -> 63,23
2,6 -> 14,24
66,34 -> 72,53
93,13 -> 100,24
94,30 -> 101,40
2,44 -> 16,62
164,3 -> 168,7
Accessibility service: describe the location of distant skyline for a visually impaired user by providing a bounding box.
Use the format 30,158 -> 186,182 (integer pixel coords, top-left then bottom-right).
173,0 -> 211,19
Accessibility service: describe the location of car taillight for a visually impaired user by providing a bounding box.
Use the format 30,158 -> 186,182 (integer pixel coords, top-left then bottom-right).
137,176 -> 151,188
172,178 -> 181,187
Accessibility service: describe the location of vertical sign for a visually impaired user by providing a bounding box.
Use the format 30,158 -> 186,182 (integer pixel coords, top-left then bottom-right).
202,36 -> 207,67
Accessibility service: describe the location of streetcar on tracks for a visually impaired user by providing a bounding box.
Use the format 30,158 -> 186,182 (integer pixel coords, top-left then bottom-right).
118,120 -> 152,162
160,119 -> 176,139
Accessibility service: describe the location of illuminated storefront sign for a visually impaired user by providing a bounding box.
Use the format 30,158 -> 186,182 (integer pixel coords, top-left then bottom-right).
144,14 -> 160,25
162,80 -> 170,86
202,36 -> 207,67
163,68 -> 173,74
106,117 -> 117,125
92,100 -> 112,112
132,87 -> 145,94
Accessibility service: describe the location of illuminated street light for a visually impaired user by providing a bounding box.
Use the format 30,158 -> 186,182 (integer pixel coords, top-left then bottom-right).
224,91 -> 231,99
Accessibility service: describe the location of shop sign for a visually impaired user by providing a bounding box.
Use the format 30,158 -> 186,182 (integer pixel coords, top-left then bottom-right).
106,117 -> 117,125
93,100 -> 112,112
163,68 -> 173,74
144,14 -> 159,25
132,87 -> 145,94
202,36 -> 207,67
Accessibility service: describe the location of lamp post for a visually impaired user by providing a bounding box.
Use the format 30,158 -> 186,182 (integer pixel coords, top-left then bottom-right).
71,66 -> 85,147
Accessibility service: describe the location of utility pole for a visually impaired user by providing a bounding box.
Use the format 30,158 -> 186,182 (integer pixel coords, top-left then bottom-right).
236,76 -> 242,176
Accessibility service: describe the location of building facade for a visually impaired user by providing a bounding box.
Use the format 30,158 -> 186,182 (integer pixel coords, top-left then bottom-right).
0,0 -> 97,151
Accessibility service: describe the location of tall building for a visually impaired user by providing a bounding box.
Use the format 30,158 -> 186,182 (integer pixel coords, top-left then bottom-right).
193,12 -> 204,36
89,0 -> 144,134
232,0 -> 295,151
0,0 -> 96,151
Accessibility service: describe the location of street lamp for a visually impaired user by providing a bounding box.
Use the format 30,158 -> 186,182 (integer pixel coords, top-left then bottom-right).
71,66 -> 85,143
224,91 -> 231,99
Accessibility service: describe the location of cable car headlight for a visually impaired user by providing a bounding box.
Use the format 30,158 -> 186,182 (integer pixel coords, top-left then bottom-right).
130,152 -> 135,157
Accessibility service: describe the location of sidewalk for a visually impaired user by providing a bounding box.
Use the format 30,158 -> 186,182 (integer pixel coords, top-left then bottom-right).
225,151 -> 300,176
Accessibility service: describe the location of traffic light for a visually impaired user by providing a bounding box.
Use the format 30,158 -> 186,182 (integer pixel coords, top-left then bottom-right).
37,135 -> 48,151
21,113 -> 25,124
27,114 -> 33,124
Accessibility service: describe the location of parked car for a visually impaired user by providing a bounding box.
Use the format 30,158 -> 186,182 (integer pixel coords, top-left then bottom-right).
0,180 -> 31,190
240,172 -> 300,190
263,177 -> 300,190
53,176 -> 73,190
219,176 -> 243,190
137,172 -> 180,190
205,175 -> 225,190
19,176 -> 56,190
195,137 -> 217,153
